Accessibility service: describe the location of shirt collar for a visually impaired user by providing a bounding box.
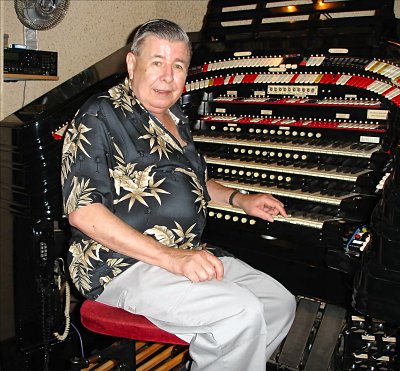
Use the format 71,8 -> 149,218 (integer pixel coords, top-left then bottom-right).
124,77 -> 188,125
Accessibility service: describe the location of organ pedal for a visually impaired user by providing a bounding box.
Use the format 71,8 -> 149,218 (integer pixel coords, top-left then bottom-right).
268,297 -> 346,371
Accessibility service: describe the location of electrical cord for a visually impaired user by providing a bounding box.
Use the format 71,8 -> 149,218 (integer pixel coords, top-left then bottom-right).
53,258 -> 71,341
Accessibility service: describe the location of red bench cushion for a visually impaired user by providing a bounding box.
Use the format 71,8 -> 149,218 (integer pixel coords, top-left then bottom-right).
81,300 -> 188,345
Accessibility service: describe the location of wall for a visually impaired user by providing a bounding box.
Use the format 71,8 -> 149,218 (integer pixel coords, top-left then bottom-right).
0,0 -> 208,120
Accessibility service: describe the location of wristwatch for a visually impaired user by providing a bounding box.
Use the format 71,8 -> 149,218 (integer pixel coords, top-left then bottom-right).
228,189 -> 249,207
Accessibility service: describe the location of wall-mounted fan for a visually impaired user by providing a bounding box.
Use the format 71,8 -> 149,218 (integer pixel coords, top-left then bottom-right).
14,0 -> 70,31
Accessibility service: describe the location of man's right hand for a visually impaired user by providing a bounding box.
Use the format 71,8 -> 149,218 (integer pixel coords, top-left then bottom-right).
166,249 -> 224,282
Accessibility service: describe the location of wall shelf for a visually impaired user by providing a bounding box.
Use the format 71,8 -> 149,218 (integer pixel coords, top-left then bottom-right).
4,74 -> 59,82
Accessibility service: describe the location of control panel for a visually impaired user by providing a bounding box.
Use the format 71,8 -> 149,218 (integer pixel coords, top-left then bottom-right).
4,48 -> 58,76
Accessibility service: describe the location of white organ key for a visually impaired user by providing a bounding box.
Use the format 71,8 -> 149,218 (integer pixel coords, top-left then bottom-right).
255,74 -> 264,83
270,74 -> 280,83
377,82 -> 392,94
265,74 -> 274,83
233,74 -> 244,84
296,74 -> 307,83
245,58 -> 253,67
258,74 -> 267,83
277,74 -> 287,83
386,87 -> 400,99
336,75 -> 352,85
210,62 -> 218,71
306,56 -> 316,66
364,60 -> 378,71
380,63 -> 395,77
221,60 -> 229,69
387,66 -> 400,79
315,56 -> 325,66
284,74 -> 293,83
260,58 -> 268,67
311,73 -> 320,83
305,74 -> 315,83
231,59 -> 239,68
366,80 -> 381,93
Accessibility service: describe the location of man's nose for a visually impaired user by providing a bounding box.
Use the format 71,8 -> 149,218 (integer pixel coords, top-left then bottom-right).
161,65 -> 174,82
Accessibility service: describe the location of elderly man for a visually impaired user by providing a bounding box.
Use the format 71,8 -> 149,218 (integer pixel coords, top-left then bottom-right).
62,19 -> 296,371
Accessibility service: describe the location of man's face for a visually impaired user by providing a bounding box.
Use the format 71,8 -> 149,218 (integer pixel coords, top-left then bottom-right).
126,35 -> 190,115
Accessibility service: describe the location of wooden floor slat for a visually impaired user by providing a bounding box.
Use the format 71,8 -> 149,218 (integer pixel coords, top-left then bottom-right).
155,349 -> 189,371
136,343 -> 165,364
137,345 -> 174,371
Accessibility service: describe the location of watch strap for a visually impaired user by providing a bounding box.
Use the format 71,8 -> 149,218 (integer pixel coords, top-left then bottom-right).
228,189 -> 241,206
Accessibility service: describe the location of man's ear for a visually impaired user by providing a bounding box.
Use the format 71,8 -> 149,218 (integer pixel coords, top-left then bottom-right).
126,52 -> 136,80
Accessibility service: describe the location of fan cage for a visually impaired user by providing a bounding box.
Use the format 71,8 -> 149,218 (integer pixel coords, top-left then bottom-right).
14,0 -> 70,31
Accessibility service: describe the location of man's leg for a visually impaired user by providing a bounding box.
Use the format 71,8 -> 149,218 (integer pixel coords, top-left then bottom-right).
97,257 -> 295,370
220,257 -> 296,360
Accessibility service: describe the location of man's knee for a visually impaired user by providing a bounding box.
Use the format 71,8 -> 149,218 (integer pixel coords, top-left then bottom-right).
280,291 -> 297,326
232,295 -> 267,334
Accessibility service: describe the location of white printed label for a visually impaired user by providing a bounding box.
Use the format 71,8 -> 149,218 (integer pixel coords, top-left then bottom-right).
360,136 -> 380,144
254,90 -> 265,96
261,109 -> 273,115
336,113 -> 350,119
226,90 -> 238,97
367,109 -> 389,120
362,335 -> 375,341
215,108 -> 226,113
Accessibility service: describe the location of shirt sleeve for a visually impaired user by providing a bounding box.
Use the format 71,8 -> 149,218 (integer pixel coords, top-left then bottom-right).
61,98 -> 115,216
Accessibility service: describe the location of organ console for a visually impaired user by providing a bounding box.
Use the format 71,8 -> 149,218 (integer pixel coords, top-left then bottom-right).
1,0 -> 400,370
182,52 -> 397,301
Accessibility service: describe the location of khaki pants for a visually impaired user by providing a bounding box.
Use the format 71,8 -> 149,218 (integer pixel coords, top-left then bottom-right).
97,257 -> 296,371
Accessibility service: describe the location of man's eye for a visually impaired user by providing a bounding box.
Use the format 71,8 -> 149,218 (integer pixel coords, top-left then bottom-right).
174,64 -> 184,70
153,61 -> 162,66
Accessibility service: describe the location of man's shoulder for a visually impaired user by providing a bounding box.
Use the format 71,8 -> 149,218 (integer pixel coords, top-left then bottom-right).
76,78 -> 133,119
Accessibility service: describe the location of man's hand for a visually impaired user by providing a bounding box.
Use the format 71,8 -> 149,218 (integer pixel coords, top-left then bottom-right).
166,249 -> 224,282
235,193 -> 288,222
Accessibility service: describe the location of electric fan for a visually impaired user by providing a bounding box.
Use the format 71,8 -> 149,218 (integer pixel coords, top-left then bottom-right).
14,0 -> 70,31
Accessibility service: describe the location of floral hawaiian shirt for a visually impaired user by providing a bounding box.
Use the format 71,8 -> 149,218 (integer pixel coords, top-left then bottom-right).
61,78 -> 213,299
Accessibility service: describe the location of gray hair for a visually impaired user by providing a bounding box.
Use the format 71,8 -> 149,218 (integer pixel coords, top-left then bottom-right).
131,19 -> 192,59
